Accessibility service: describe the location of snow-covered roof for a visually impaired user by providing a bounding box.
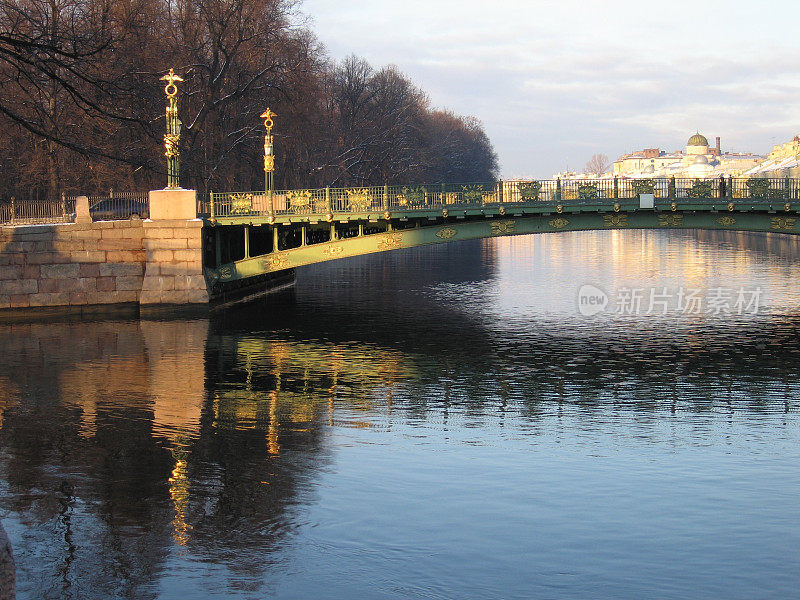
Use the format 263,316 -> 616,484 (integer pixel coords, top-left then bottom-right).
743,155 -> 799,175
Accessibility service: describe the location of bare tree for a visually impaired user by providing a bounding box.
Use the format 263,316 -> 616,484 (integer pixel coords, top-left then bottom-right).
0,0 -> 500,200
585,153 -> 610,175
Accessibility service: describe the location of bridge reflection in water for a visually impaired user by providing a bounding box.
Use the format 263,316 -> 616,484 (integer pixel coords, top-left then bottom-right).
1,229 -> 799,598
1,311 -> 798,597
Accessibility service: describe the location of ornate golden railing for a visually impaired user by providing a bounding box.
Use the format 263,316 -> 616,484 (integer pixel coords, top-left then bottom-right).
208,178 -> 800,219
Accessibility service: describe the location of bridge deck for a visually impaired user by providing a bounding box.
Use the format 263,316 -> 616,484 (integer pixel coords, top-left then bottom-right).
202,179 -> 800,300
210,197 -> 792,226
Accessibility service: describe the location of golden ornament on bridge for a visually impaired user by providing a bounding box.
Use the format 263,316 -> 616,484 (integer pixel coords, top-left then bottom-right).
264,254 -> 289,269
770,217 -> 796,231
160,68 -> 183,98
164,134 -> 179,158
491,220 -> 516,235
603,214 -> 628,228
377,233 -> 403,251
261,108 -> 277,130
658,214 -> 684,227
323,244 -> 343,256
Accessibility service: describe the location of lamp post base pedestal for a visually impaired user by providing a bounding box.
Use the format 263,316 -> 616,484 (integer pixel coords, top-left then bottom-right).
149,188 -> 197,220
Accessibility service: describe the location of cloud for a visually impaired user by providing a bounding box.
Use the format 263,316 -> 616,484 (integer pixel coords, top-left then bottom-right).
301,0 -> 800,177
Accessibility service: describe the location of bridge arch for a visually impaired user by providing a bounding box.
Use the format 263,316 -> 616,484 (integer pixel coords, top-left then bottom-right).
204,205 -> 799,298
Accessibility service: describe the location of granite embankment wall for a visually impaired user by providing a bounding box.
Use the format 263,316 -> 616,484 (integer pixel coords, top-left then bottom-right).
0,219 -> 208,310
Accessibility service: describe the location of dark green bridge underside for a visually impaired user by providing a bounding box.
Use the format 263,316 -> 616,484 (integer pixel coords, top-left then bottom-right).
205,203 -> 800,288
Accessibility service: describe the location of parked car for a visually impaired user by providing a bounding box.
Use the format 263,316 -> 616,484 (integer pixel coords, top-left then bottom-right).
89,197 -> 149,221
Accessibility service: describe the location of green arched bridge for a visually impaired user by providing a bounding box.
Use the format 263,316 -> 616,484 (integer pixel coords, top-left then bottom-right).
203,177 -> 800,299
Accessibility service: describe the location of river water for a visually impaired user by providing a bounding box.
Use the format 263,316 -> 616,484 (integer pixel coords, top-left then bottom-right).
1,229 -> 799,599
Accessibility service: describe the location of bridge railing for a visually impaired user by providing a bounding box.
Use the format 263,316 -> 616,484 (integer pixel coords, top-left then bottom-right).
209,177 -> 800,219
1,191 -> 150,225
210,183 -> 508,218
0,196 -> 77,225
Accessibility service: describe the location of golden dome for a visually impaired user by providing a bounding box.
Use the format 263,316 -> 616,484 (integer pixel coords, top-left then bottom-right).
688,133 -> 709,147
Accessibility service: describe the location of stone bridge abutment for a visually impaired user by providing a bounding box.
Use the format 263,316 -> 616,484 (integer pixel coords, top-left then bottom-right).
0,190 -> 208,312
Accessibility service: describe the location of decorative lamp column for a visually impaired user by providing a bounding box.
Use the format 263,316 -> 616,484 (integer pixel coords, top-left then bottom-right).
161,69 -> 184,189
261,108 -> 277,217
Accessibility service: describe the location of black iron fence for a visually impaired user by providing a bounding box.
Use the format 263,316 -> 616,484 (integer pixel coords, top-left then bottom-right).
0,196 -> 76,225
1,191 -> 149,225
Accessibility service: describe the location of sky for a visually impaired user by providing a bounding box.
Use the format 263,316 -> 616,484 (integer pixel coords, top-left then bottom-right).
299,0 -> 800,179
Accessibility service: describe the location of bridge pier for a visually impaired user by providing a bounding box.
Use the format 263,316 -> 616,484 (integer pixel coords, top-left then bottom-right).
139,189 -> 209,306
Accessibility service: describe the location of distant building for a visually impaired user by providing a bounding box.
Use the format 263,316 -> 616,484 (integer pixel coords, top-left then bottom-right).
612,148 -> 683,176
742,135 -> 800,177
612,133 -> 764,178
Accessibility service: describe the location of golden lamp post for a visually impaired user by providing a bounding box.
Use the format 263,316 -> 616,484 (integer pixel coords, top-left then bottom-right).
160,69 -> 184,189
261,108 -> 276,216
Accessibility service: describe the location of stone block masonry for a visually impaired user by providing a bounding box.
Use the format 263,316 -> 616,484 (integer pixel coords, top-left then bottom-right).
0,218 -> 208,310
140,219 -> 208,304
